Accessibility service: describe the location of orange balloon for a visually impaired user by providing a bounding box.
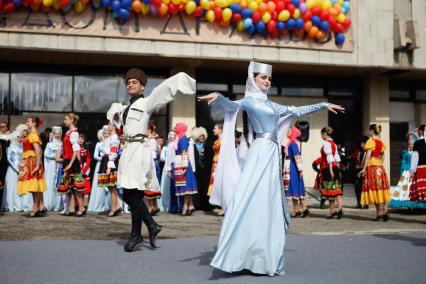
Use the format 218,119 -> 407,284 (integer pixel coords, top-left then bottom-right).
81,0 -> 89,4
219,19 -> 230,27
329,7 -> 337,16
304,21 -> 312,32
209,1 -> 215,10
239,0 -> 247,9
333,4 -> 341,14
132,0 -> 142,13
308,26 -> 319,39
33,0 -> 42,5
159,3 -> 169,16
266,1 -> 275,14
258,2 -> 267,14
316,30 -> 326,41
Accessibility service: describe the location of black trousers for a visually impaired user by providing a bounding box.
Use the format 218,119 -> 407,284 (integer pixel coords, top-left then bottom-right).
123,188 -> 156,236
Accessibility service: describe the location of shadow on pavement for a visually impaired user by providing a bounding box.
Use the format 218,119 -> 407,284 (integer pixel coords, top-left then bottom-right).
373,234 -> 426,247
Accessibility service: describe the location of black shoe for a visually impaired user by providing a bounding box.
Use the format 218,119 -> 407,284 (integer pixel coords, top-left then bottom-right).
373,215 -> 382,221
291,211 -> 302,218
124,234 -> 144,252
337,209 -> 343,219
301,209 -> 310,218
39,208 -> 47,217
382,212 -> 390,222
320,200 -> 326,209
326,211 -> 338,219
363,205 -> 369,209
148,224 -> 163,248
26,211 -> 39,218
150,209 -> 160,216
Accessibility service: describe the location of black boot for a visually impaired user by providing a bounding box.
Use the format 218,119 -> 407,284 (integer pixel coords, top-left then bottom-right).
336,209 -> 343,219
148,223 -> 163,248
320,199 -> 326,209
124,233 -> 144,252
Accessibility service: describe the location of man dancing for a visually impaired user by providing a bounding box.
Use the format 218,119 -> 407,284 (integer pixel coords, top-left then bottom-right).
108,68 -> 196,252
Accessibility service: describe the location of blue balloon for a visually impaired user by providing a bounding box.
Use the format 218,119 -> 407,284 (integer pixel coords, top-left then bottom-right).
12,0 -> 22,7
195,0 -> 200,5
311,16 -> 321,27
343,1 -> 350,11
243,18 -> 253,29
151,5 -> 158,15
121,0 -> 132,9
112,11 -> 120,18
277,21 -> 285,31
230,3 -> 242,14
248,24 -> 257,35
143,0 -> 151,3
120,8 -> 130,20
286,19 -> 295,30
256,21 -> 266,34
320,21 -> 329,32
241,9 -> 253,19
112,0 -> 121,11
102,0 -> 111,7
295,18 -> 304,30
291,0 -> 300,8
335,33 -> 345,45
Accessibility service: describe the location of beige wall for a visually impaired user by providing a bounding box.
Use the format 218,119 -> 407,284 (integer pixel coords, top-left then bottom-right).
415,104 -> 426,126
412,0 -> 426,69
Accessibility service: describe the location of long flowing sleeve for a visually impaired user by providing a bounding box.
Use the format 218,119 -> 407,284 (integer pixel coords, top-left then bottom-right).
165,143 -> 175,172
212,93 -> 241,112
145,72 -> 196,114
6,147 -> 19,173
107,103 -> 127,126
94,143 -> 103,161
272,101 -> 329,117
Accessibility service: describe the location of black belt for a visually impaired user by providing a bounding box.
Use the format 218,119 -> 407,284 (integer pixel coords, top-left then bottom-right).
125,134 -> 148,143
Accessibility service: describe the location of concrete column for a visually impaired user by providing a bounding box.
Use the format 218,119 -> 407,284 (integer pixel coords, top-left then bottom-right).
415,104 -> 426,126
362,74 -> 391,175
169,66 -> 197,130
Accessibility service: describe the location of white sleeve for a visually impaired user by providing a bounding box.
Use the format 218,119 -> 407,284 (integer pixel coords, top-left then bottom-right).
70,132 -> 80,152
334,151 -> 341,163
411,151 -> 419,174
323,141 -> 334,164
165,143 -> 175,171
160,147 -> 168,162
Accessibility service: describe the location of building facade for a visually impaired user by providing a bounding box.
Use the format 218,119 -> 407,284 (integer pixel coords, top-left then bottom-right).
1,0 -> 425,186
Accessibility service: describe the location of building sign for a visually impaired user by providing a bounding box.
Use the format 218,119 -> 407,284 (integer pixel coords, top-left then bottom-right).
0,0 -> 354,52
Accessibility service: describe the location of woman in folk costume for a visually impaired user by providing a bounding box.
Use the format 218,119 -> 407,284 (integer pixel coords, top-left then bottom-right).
284,126 -> 309,218
98,123 -> 121,217
79,133 -> 92,209
145,123 -> 161,216
359,124 -> 391,221
107,68 -> 196,252
198,61 -> 344,276
87,127 -> 112,213
312,156 -> 326,209
43,126 -> 63,211
320,127 -> 344,219
158,131 -> 177,212
57,113 -> 86,217
410,124 -> 426,204
173,123 -> 198,216
1,130 -> 25,212
17,117 -> 47,218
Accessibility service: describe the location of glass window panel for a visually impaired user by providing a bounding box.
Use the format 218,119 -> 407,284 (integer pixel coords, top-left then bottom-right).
416,90 -> 426,102
74,75 -> 127,113
281,87 -> 324,97
11,73 -> 72,112
390,89 -> 410,99
0,73 -> 9,114
197,83 -> 228,92
328,89 -> 353,97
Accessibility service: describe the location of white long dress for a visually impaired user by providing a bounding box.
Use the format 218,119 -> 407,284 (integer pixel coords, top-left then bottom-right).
43,140 -> 62,211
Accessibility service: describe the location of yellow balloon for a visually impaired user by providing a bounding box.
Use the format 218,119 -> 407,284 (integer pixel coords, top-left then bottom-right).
337,13 -> 345,23
248,1 -> 258,11
43,0 -> 53,6
215,0 -> 227,8
53,0 -> 61,9
74,1 -> 85,14
182,0 -> 189,3
185,1 -> 196,14
278,10 -> 290,21
171,0 -> 181,5
200,0 -> 210,9
222,8 -> 232,22
142,3 -> 150,15
237,20 -> 244,32
293,8 -> 300,19
322,0 -> 332,10
306,0 -> 314,9
206,10 -> 216,22
262,11 -> 271,23
162,0 -> 170,4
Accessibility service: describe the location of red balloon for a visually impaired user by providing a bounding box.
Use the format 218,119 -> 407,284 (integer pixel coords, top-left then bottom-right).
151,0 -> 161,8
178,3 -> 185,13
284,0 -> 290,5
267,20 -> 276,34
252,11 -> 261,24
302,10 -> 312,21
60,0 -> 70,8
168,3 -> 177,15
276,1 -> 285,13
311,6 -> 321,16
328,16 -> 337,26
214,7 -> 222,22
0,0 -> 4,10
23,0 -> 32,6
272,10 -> 277,20
232,13 -> 242,23
334,23 -> 344,33
320,10 -> 329,21
287,3 -> 294,15
194,6 -> 203,17
342,18 -> 352,29
4,2 -> 15,13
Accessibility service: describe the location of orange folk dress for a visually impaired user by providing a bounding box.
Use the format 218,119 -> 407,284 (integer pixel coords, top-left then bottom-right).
361,137 -> 390,205
17,132 -> 47,195
207,139 -> 221,196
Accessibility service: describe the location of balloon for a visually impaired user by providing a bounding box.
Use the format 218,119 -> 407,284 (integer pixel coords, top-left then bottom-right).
252,11 -> 260,24
185,0 -> 196,14
167,3 -> 176,14
151,0 -> 161,7
335,32 -> 345,44
286,18 -> 295,29
4,2 -> 15,13
232,13 -> 242,23
171,0 -> 180,4
200,0 -> 208,9
81,0 -> 89,4
316,30 -> 327,41
13,0 -> 23,7
276,1 -> 285,13
194,6 -> 203,16
287,3 -> 294,15
132,0 -> 142,12
320,20 -> 329,32
119,8 -> 130,19
266,1 -> 275,14
311,6 -> 321,16
215,0 -> 227,8
122,0 -> 131,9
337,13 -> 345,23
295,18 -> 304,30
304,20 -> 312,32
257,2 -> 266,14
206,9 -> 215,22
267,19 -> 276,34
291,0 -> 299,7
243,18 -> 252,29
162,0 -> 170,4
101,0 -> 111,6
220,7 -> 231,21
150,4 -> 158,14
302,10 -> 312,21
248,1 -> 258,12
256,21 -> 265,33
311,15 -> 321,27
60,0 -> 70,8
112,0 -> 120,11
276,21 -> 285,30
278,10 -> 290,21
141,3 -> 150,14
229,3 -> 241,13
320,10 -> 329,21
74,1 -> 85,13
241,8 -> 253,19
214,7 -> 223,21
307,26 -> 318,39
143,0 -> 151,4
342,18 -> 351,29
306,0 -> 314,9
237,20 -> 244,31
262,11 -> 271,23
299,2 -> 306,13
322,0 -> 331,10
248,24 -> 256,34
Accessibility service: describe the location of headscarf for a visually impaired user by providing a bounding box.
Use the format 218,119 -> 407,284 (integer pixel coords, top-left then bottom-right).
50,126 -> 62,142
244,61 -> 270,100
174,122 -> 188,149
10,130 -> 23,148
285,127 -> 301,156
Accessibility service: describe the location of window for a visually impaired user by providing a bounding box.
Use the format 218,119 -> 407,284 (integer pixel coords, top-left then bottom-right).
389,81 -> 411,100
281,87 -> 324,97
197,83 -> 228,92
0,73 -> 9,114
11,73 -> 72,112
416,83 -> 426,102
